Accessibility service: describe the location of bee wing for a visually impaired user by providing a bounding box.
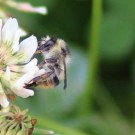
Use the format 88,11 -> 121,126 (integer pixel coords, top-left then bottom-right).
25,71 -> 53,88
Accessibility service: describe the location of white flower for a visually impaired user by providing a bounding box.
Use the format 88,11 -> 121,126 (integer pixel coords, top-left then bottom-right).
0,18 -> 39,108
6,1 -> 47,15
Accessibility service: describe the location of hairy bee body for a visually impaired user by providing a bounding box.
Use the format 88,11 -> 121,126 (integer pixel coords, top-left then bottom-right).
25,36 -> 70,89
38,75 -> 60,89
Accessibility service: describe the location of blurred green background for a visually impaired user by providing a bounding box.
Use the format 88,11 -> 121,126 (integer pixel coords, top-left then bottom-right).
6,0 -> 135,134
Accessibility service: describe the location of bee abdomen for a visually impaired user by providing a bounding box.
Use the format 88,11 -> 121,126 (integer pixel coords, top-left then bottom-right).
39,75 -> 60,88
53,76 -> 59,86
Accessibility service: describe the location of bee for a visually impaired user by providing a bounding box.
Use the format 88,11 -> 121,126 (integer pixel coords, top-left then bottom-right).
25,36 -> 71,89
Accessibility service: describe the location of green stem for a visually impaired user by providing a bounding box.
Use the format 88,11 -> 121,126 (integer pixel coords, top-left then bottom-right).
79,0 -> 103,114
33,128 -> 54,135
32,116 -> 89,135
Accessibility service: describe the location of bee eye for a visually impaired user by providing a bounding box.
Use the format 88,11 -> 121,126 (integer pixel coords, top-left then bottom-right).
43,40 -> 55,51
38,39 -> 55,51
45,40 -> 55,47
38,44 -> 46,50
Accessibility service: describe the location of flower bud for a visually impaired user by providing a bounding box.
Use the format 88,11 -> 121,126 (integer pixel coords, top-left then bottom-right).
0,105 -> 36,135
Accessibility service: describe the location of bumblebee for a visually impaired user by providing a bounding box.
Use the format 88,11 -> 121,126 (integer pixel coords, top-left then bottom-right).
25,36 -> 71,89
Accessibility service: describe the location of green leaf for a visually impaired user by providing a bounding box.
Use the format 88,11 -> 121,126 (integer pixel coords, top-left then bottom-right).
100,0 -> 135,62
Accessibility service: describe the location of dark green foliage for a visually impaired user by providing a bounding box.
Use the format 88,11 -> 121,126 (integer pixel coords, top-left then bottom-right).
9,0 -> 135,134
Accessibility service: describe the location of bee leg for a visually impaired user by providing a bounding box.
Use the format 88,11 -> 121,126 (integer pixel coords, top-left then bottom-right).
40,71 -> 54,81
25,71 -> 54,88
38,61 -> 46,69
53,75 -> 60,86
24,76 -> 41,88
32,76 -> 42,83
47,65 -> 55,71
24,82 -> 37,88
35,49 -> 41,54
45,58 -> 57,63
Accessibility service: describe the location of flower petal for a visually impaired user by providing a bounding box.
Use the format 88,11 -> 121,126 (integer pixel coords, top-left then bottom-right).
19,28 -> 27,37
23,58 -> 38,72
2,18 -> 18,45
0,94 -> 9,108
19,35 -> 38,63
11,29 -> 21,53
0,19 -> 2,44
10,58 -> 38,73
34,69 -> 46,77
3,67 -> 11,81
34,7 -> 47,15
13,88 -> 34,98
15,66 -> 39,88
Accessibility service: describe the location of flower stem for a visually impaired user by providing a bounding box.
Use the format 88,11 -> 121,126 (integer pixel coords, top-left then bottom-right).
32,116 -> 89,135
79,0 -> 103,114
33,128 -> 54,135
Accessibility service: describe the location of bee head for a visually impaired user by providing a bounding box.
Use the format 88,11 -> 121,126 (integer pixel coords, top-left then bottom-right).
37,36 -> 57,53
37,36 -> 71,64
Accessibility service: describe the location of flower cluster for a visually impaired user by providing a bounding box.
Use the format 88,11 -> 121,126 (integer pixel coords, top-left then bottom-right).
0,18 -> 40,108
0,105 -> 35,135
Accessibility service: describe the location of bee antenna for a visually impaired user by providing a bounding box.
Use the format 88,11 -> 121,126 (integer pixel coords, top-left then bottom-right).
63,59 -> 67,89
